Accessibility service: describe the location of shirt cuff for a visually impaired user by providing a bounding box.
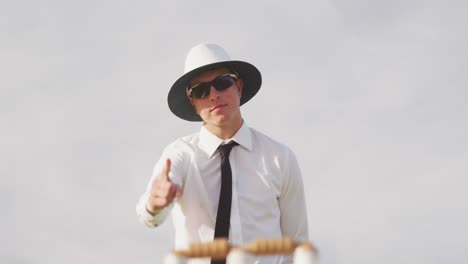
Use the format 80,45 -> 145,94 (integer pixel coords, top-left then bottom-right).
136,194 -> 172,228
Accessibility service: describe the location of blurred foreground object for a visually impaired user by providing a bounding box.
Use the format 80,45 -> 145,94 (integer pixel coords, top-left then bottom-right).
164,237 -> 318,264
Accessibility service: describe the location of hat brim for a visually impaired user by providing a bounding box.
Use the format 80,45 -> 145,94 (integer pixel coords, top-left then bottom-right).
168,61 -> 262,121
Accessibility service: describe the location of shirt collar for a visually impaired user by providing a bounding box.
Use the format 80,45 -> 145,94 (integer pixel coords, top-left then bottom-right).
199,121 -> 253,158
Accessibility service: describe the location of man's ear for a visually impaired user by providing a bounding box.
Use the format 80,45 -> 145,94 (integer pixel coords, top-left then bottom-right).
189,97 -> 199,114
237,79 -> 244,96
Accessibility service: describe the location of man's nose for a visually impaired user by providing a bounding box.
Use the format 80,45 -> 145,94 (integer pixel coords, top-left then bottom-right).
208,86 -> 220,100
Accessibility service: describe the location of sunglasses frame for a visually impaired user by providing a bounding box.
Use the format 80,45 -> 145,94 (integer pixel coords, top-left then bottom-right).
187,73 -> 239,99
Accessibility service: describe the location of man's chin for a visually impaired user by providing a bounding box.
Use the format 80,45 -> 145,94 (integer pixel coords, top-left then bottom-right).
205,116 -> 229,127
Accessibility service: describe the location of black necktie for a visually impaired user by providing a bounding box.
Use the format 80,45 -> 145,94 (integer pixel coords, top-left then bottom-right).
212,141 -> 238,264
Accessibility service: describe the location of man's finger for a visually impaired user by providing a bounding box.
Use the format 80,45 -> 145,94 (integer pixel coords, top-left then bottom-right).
173,184 -> 182,199
154,197 -> 169,207
156,187 -> 176,203
160,159 -> 172,181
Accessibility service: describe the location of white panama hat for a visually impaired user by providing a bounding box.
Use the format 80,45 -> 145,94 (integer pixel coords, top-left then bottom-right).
168,43 -> 262,121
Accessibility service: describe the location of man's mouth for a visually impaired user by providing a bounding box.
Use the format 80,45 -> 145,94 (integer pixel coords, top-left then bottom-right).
210,104 -> 227,112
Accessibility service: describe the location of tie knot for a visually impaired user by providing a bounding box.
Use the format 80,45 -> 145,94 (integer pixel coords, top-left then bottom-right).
219,141 -> 238,158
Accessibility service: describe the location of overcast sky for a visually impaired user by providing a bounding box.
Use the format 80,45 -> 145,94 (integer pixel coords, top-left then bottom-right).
2,1 -> 467,264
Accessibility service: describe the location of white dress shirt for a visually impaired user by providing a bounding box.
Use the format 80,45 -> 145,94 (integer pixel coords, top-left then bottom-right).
136,122 -> 309,263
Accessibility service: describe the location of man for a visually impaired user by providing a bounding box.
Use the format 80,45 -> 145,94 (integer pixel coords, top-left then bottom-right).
136,44 -> 309,263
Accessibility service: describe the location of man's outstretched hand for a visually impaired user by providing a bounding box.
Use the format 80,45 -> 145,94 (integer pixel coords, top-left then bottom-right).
146,159 -> 182,215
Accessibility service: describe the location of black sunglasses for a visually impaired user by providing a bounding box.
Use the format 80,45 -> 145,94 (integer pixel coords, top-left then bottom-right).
187,73 -> 238,99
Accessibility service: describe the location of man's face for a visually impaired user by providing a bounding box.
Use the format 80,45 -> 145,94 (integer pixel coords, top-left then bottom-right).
189,67 -> 244,129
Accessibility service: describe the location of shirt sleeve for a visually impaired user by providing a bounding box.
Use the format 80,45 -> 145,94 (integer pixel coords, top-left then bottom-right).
278,148 -> 309,241
135,191 -> 173,228
135,142 -> 186,228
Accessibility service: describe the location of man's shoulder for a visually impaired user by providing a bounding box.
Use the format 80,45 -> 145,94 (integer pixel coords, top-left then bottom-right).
248,127 -> 292,153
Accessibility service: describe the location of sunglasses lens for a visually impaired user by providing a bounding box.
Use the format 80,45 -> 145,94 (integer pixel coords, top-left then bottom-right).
190,84 -> 210,99
189,74 -> 237,99
212,76 -> 235,91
